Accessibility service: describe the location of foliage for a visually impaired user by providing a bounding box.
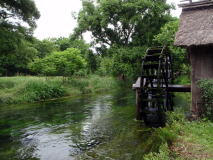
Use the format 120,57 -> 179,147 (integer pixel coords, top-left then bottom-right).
67,75 -> 117,94
110,46 -> 147,79
96,46 -> 147,79
53,38 -> 98,73
53,37 -> 71,51
86,51 -> 98,73
74,0 -> 172,50
29,48 -> 87,76
54,37 -> 90,54
154,19 -> 189,75
143,143 -> 170,160
96,57 -> 113,76
0,24 -> 38,76
0,0 -> 40,29
174,75 -> 190,85
33,39 -> 58,58
0,75 -> 117,105
198,79 -> 213,120
0,0 -> 40,76
143,110 -> 212,160
0,77 -> 66,104
21,81 -> 66,102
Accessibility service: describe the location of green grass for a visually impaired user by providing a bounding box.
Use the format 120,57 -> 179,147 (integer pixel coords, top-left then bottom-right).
0,75 -> 118,105
144,111 -> 213,160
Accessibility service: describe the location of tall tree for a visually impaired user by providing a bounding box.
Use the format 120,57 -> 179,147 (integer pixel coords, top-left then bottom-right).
33,39 -> 58,58
0,0 -> 40,29
0,0 -> 40,75
74,0 -> 172,50
154,19 -> 189,75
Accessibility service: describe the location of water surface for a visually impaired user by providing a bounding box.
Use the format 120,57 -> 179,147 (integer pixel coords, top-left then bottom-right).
0,90 -> 190,160
0,90 -> 135,160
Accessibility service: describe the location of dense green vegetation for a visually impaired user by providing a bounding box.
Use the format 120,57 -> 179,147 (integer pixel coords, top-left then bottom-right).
144,111 -> 213,160
0,1 -> 213,160
29,48 -> 87,76
198,79 -> 213,120
0,0 -> 175,79
0,75 -> 117,105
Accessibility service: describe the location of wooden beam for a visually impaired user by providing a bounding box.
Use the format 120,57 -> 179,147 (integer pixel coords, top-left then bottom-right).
132,77 -> 191,92
179,0 -> 213,9
167,85 -> 191,92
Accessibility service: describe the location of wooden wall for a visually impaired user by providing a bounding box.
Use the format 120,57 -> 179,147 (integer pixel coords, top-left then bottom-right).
189,46 -> 213,116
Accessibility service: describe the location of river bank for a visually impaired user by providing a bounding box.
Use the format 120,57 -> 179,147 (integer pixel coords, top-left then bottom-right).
0,76 -> 212,160
0,75 -> 118,105
144,111 -> 213,160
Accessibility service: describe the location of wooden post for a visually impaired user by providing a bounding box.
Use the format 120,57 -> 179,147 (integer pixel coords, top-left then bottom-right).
136,89 -> 143,120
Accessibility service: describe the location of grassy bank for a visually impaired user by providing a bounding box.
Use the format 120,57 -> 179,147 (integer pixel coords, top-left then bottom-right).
0,75 -> 118,105
144,111 -> 213,160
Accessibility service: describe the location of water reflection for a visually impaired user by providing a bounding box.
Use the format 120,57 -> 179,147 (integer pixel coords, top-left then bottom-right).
0,92 -> 134,160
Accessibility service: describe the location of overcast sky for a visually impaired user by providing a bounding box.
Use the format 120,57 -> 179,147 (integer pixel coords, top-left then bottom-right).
33,0 -> 182,41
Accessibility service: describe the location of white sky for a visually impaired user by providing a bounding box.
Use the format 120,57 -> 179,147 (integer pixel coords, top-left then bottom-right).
33,0 -> 182,41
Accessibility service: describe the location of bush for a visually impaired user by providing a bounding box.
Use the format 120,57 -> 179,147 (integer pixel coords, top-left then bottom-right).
29,48 -> 87,76
96,57 -> 113,76
109,46 -> 147,79
198,79 -> 213,120
21,81 -> 66,102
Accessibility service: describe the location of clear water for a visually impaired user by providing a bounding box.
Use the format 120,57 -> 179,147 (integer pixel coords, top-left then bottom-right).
0,89 -> 190,160
0,90 -> 136,160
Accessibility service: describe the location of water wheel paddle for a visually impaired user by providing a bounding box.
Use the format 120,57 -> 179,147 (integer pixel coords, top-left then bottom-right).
139,46 -> 174,127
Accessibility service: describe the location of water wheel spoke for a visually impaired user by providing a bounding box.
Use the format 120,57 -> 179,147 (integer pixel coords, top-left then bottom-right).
139,46 -> 174,127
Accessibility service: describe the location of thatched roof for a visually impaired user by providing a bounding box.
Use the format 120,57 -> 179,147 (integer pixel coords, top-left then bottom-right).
174,4 -> 213,47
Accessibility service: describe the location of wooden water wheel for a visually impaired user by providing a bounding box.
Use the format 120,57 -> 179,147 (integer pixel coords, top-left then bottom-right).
138,46 -> 174,127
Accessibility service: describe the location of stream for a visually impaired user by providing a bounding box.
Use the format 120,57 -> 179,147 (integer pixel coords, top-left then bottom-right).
0,89 -> 138,160
0,88 -> 190,160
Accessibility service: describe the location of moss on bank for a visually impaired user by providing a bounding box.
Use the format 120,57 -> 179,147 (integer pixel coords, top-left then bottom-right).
0,75 -> 117,105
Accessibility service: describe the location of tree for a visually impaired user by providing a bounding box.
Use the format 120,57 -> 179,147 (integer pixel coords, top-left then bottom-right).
154,19 -> 189,75
53,37 -> 98,73
0,0 -> 40,75
74,0 -> 172,50
33,39 -> 58,58
101,46 -> 147,79
53,37 -> 90,55
0,23 -> 38,75
29,48 -> 87,77
0,0 -> 40,29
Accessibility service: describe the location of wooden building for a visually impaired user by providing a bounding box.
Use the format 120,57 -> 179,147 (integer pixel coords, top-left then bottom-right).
175,0 -> 213,117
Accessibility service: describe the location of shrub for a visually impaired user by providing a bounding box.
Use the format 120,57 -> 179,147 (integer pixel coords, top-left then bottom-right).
198,79 -> 213,120
29,48 -> 87,76
96,57 -> 113,76
18,81 -> 66,102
